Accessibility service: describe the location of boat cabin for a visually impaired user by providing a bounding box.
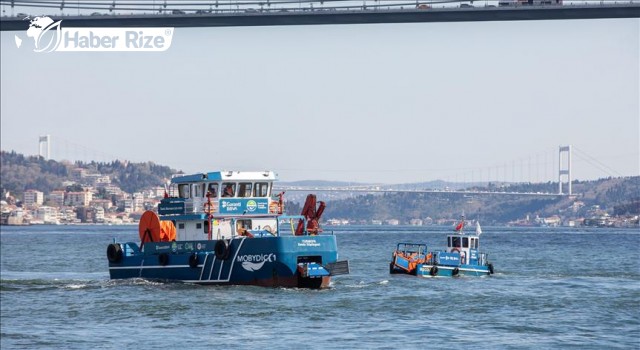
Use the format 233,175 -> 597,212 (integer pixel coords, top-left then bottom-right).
447,234 -> 481,265
158,171 -> 284,241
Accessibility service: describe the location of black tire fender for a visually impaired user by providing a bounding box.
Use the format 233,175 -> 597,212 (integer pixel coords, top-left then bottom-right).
158,253 -> 169,266
430,266 -> 439,276
107,243 -> 123,263
189,253 -> 199,268
215,240 -> 230,260
389,262 -> 398,274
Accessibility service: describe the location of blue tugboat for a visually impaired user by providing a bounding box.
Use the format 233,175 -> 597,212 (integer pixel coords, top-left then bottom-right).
390,217 -> 494,277
107,171 -> 349,289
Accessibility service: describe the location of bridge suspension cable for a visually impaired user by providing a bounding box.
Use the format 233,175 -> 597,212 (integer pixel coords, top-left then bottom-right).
572,146 -> 625,178
48,136 -> 124,164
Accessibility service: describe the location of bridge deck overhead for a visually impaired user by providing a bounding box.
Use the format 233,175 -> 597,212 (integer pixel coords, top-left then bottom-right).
1,4 -> 639,31
274,187 -> 570,197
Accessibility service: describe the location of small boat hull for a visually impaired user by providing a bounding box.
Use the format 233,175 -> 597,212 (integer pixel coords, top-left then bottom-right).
415,264 -> 492,277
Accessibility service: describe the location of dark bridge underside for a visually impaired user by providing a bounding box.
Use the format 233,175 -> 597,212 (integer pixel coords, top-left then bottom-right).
1,5 -> 639,31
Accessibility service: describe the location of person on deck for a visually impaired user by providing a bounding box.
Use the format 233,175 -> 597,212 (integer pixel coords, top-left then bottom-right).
208,184 -> 218,198
222,184 -> 234,197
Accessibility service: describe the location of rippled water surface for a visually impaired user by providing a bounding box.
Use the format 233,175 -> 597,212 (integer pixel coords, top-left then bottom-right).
1,225 -> 639,349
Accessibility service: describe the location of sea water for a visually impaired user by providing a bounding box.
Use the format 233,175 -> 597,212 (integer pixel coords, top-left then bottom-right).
1,225 -> 638,349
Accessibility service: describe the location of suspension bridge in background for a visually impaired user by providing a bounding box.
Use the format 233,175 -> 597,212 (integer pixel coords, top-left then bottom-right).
1,0 -> 639,30
273,145 -> 619,197
35,135 -> 631,198
9,1 -> 637,198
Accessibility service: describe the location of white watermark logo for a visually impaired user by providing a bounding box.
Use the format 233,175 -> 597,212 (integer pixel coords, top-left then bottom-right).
16,16 -> 174,52
237,253 -> 276,272
25,16 -> 62,52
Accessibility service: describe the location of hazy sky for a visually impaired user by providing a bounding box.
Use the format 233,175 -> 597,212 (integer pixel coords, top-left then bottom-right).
1,14 -> 638,183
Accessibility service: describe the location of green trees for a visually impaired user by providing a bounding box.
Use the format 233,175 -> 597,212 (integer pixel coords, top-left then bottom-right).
0,151 -> 177,198
0,151 -> 67,195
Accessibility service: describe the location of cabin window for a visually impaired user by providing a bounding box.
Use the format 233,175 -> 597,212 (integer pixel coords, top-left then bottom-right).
204,220 -> 209,234
178,223 -> 185,229
207,183 -> 219,198
451,237 -> 460,247
472,238 -> 478,249
254,182 -> 269,197
178,184 -> 190,198
222,182 -> 236,197
462,237 -> 469,248
238,182 -> 253,197
193,183 -> 205,198
196,223 -> 202,229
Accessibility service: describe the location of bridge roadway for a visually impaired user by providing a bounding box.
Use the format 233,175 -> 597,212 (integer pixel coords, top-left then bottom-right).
1,4 -> 639,31
273,187 -> 569,197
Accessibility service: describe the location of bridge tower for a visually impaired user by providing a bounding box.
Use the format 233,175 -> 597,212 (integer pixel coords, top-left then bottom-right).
38,135 -> 51,160
558,145 -> 571,195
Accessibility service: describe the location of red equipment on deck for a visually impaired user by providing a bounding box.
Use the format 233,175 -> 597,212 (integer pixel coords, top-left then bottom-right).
295,194 -> 326,235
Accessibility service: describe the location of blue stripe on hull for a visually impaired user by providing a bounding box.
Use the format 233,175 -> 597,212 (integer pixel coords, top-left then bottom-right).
415,264 -> 491,277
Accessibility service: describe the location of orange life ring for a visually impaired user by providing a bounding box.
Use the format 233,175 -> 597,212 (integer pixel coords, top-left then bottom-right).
451,248 -> 461,254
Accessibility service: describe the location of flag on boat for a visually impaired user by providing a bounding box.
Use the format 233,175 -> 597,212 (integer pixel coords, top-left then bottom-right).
455,221 -> 464,232
476,221 -> 482,235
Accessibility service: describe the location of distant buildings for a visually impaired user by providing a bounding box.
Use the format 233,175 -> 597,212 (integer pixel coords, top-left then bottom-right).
23,190 -> 44,207
49,190 -> 66,207
1,163 -> 172,225
35,206 -> 57,224
65,191 -> 93,207
409,219 -> 423,226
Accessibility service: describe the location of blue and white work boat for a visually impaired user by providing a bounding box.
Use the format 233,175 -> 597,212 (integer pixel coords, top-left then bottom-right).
390,218 -> 494,277
107,171 -> 349,289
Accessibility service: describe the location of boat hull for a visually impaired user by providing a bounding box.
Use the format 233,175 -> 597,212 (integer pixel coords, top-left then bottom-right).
414,264 -> 492,277
108,235 -> 340,289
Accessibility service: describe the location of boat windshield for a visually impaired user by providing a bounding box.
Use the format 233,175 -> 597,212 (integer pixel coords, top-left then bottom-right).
253,182 -> 270,197
193,183 -> 205,197
222,183 -> 236,197
238,182 -> 253,197
178,184 -> 190,198
449,236 -> 470,248
207,183 -> 218,198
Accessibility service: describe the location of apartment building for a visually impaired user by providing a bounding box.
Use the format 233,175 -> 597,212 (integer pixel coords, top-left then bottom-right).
49,190 -> 66,207
23,189 -> 44,207
65,191 -> 93,207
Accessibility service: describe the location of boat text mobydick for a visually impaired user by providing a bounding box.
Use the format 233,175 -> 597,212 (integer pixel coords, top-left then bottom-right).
106,171 -> 349,289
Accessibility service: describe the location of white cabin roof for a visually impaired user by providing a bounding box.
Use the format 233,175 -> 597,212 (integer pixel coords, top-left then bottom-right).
172,171 -> 277,184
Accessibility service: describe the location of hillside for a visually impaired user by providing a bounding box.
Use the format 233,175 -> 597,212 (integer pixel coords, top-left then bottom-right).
1,150 -> 637,224
0,151 -> 178,196
321,177 -> 640,224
